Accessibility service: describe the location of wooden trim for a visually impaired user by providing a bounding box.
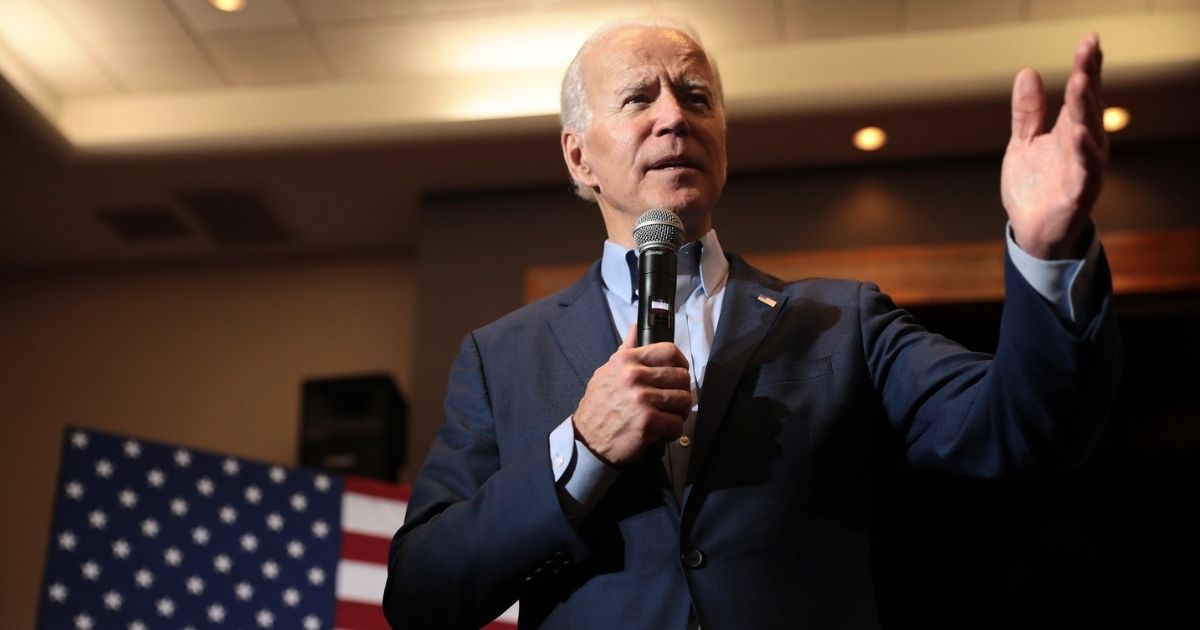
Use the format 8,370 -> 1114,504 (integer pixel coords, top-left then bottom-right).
523,229 -> 1200,306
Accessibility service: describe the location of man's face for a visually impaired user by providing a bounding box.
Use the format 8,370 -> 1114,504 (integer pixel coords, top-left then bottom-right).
564,27 -> 728,242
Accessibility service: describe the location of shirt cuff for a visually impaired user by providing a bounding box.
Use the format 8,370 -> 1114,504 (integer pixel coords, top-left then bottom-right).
1006,223 -> 1101,323
549,416 -> 619,524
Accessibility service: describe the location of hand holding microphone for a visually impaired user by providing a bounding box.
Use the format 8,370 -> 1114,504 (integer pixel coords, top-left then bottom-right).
571,210 -> 692,466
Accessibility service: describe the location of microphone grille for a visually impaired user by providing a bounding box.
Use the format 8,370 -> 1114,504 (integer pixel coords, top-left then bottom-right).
633,209 -> 685,252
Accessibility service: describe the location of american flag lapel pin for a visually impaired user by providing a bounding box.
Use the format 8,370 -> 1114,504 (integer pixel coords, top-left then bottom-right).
756,294 -> 777,308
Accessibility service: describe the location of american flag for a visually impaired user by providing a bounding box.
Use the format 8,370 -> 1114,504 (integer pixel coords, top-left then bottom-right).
38,427 -> 519,629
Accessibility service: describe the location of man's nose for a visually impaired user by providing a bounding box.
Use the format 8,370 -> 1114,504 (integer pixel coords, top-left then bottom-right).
652,92 -> 689,137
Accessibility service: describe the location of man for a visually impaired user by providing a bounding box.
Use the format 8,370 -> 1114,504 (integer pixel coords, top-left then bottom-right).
384,20 -> 1118,629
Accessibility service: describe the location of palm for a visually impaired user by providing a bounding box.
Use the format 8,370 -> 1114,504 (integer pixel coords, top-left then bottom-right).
1000,36 -> 1107,260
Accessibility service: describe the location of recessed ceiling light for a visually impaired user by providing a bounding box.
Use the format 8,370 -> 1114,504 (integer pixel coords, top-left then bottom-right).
209,0 -> 248,12
852,126 -> 887,152
1102,106 -> 1130,133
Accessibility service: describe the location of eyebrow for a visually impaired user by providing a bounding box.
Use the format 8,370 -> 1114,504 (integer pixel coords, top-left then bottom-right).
616,76 -> 712,95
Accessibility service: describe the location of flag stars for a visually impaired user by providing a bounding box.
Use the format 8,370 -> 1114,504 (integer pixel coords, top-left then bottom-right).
147,468 -> 165,488
103,589 -> 122,610
95,458 -> 114,479
88,509 -> 107,529
134,568 -> 155,588
307,566 -> 325,586
119,488 -> 138,508
182,573 -> 204,595
47,581 -> 68,603
261,559 -> 280,580
80,560 -> 101,581
53,432 -> 350,630
186,575 -> 205,595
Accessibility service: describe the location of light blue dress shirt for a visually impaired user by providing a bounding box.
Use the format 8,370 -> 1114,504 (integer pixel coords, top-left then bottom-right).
550,227 -> 1101,523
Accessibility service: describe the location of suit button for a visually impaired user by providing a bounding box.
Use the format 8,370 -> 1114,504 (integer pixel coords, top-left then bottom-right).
681,548 -> 704,568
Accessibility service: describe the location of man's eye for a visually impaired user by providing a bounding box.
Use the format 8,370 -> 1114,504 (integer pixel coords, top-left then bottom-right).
623,94 -> 648,106
688,93 -> 711,107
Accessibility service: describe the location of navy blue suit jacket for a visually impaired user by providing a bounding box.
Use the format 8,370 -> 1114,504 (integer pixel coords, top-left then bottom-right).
384,252 -> 1119,629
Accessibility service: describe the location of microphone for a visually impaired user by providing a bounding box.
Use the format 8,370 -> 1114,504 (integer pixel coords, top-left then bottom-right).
633,209 -> 685,347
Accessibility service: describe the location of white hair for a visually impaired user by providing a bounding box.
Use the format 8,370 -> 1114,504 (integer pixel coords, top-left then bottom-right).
560,18 -> 725,202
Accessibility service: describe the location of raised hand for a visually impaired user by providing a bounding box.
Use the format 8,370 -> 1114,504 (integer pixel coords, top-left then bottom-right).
1001,33 -> 1108,260
572,325 -> 692,466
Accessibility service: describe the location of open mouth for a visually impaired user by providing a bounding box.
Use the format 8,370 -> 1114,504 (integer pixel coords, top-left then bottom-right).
647,157 -> 701,172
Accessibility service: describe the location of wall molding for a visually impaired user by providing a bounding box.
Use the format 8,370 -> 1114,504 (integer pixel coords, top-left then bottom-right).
524,229 -> 1200,306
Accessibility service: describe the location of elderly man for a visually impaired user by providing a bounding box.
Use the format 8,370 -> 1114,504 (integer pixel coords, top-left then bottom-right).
384,20 -> 1118,629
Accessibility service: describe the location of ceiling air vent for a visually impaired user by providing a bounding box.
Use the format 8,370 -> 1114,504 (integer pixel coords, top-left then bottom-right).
97,205 -> 192,242
177,189 -> 289,245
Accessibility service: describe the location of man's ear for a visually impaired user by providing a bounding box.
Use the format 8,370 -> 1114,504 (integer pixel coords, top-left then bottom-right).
561,130 -> 597,188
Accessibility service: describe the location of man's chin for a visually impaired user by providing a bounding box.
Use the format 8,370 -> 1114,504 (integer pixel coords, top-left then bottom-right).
644,187 -> 715,213
648,192 -> 710,218
644,194 -> 715,239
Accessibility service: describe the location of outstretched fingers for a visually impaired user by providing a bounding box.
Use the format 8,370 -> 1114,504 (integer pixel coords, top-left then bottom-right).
1066,33 -> 1108,157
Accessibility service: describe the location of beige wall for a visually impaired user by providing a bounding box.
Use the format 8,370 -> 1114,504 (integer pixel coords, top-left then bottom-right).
0,256 -> 415,629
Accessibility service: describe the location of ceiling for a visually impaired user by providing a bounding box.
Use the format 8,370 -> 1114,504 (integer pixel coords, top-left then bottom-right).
1,0 -> 1198,269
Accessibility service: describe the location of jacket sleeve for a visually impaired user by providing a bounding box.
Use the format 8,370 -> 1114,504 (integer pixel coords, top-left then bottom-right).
863,250 -> 1121,478
382,332 -> 592,629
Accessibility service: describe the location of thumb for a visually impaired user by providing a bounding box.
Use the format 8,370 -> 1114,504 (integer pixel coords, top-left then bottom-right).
1011,68 -> 1046,142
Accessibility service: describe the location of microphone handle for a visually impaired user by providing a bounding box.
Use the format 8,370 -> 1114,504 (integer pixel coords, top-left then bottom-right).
637,247 -> 677,347
636,246 -> 679,461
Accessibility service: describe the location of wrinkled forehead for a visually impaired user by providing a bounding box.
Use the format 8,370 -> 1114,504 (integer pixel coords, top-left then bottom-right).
583,27 -> 715,87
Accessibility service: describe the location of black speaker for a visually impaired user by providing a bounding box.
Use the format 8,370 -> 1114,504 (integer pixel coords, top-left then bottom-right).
299,373 -> 406,482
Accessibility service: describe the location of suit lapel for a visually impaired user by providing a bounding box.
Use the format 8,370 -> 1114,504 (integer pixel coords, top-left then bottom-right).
546,261 -> 621,388
687,258 -> 787,490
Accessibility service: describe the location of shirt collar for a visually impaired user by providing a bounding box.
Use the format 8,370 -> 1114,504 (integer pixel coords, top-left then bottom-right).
601,229 -> 729,303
